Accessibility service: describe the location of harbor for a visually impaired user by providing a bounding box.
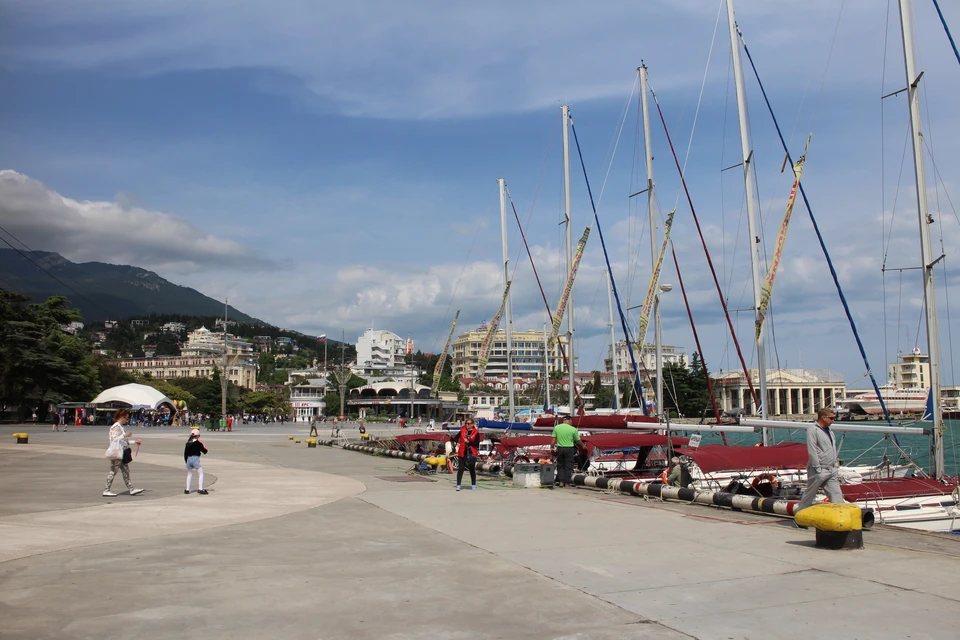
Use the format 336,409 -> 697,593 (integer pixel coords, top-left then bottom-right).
2,423 -> 958,640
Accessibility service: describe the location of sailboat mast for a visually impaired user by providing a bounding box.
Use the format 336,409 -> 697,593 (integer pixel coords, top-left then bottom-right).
499,177 -> 516,422
726,0 -> 770,442
639,63 -> 662,419
544,323 -> 551,411
899,0 -> 944,479
561,105 -> 576,414
605,271 -> 619,412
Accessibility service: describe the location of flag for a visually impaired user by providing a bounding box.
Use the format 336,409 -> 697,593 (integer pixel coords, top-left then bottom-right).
317,334 -> 327,343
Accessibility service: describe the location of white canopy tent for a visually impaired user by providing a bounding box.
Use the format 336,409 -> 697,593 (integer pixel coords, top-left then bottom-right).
92,383 -> 175,410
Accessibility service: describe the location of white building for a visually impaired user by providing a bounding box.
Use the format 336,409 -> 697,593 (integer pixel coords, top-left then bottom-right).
289,378 -> 327,421
711,368 -> 847,417
605,340 -> 689,375
451,328 -> 567,381
888,348 -> 930,389
162,322 -> 186,333
354,329 -> 410,377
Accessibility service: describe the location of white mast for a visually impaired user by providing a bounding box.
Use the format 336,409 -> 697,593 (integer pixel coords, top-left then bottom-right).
899,0 -> 943,479
544,323 -> 551,411
726,0 -> 770,443
606,271 -> 619,412
499,177 -> 516,422
561,105 -> 577,415
639,63 -> 662,418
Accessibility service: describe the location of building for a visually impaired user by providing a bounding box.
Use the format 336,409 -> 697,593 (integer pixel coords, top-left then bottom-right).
354,329 -> 410,377
117,326 -> 258,390
604,340 -> 688,376
253,335 -> 273,353
162,322 -> 186,334
451,328 -> 567,381
711,368 -> 847,417
888,348 -> 930,389
61,321 -> 84,334
289,378 -> 327,421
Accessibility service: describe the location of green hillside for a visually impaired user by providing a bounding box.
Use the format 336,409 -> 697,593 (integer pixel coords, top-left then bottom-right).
0,249 -> 262,324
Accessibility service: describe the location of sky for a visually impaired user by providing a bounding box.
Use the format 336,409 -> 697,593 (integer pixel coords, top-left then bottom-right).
1,0 -> 959,390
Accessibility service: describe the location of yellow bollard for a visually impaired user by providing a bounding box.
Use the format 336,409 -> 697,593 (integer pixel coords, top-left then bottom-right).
288,435 -> 294,440
294,439 -> 301,443
12,433 -> 28,444
795,503 -> 864,550
306,438 -> 317,448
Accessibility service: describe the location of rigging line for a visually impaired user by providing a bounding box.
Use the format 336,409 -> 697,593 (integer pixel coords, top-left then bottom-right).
739,31 -> 897,430
432,208 -> 490,351
670,241 -> 725,430
650,87 -> 761,411
931,0 -> 960,68
570,121 -> 651,414
921,128 -> 960,231
0,231 -> 115,318
505,190 -> 585,411
595,73 -> 639,211
672,0 -> 726,212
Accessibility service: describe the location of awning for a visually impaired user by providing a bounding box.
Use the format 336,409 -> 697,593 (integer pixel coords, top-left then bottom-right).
394,433 -> 451,444
677,443 -> 808,473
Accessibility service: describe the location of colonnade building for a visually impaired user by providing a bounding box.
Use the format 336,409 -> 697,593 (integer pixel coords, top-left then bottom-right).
711,368 -> 846,416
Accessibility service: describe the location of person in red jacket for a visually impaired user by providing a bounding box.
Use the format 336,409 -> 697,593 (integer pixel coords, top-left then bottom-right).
456,419 -> 481,491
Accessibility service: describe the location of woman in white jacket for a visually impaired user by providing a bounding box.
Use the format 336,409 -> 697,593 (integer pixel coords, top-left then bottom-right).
103,409 -> 144,497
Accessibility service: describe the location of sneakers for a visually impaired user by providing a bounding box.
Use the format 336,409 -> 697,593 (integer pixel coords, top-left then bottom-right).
471,485 -> 477,491
456,485 -> 461,491
129,488 -> 144,496
102,490 -> 117,497
198,489 -> 209,495
184,490 -> 190,494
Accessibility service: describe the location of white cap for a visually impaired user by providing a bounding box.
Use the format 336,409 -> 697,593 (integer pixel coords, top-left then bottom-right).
671,457 -> 679,464
190,429 -> 200,436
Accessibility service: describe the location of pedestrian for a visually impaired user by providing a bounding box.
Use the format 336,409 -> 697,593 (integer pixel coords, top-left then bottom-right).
455,418 -> 481,491
551,418 -> 583,488
103,409 -> 144,497
666,456 -> 692,488
797,407 -> 845,511
309,417 -> 318,437
184,428 -> 209,495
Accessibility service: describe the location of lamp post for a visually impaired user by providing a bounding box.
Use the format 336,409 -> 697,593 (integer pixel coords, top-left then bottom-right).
656,283 -> 672,418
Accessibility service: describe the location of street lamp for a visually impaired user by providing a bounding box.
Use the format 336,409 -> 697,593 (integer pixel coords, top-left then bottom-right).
655,284 -> 672,419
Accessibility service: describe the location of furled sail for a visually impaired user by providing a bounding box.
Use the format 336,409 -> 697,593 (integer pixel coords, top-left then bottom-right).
432,309 -> 460,394
756,136 -> 811,341
635,209 -> 675,351
475,281 -> 511,382
547,226 -> 591,346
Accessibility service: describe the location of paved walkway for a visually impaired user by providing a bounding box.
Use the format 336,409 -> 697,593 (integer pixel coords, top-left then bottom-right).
1,424 -> 958,639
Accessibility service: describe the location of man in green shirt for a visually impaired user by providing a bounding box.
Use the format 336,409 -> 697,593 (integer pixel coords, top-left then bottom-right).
551,419 -> 582,487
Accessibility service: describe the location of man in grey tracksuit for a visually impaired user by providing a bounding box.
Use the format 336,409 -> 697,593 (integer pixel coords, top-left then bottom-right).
797,407 -> 845,510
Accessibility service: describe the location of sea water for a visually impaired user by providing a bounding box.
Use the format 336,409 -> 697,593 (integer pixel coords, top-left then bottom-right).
684,419 -> 960,477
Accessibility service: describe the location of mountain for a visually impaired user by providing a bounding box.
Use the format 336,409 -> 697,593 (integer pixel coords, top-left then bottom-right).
0,249 -> 263,324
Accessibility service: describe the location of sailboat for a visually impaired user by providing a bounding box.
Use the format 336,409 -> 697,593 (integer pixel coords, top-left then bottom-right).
731,0 -> 959,531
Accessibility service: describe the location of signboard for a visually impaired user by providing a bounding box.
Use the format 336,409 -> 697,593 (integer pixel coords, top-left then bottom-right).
688,434 -> 703,450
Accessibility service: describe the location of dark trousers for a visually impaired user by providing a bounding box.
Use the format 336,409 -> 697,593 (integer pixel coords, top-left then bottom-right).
556,447 -> 576,484
457,455 -> 477,486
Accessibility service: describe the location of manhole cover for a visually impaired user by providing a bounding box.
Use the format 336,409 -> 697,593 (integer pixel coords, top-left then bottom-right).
375,475 -> 436,483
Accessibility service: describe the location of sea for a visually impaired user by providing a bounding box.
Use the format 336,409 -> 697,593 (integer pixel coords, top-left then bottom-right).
685,419 -> 960,477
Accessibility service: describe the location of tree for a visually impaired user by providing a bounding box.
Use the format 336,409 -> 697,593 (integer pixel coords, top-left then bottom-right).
137,378 -> 197,407
0,292 -> 100,420
654,353 -> 709,418
154,332 -> 181,356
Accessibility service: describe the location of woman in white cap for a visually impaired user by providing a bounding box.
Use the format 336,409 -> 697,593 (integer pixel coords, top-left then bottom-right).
184,429 -> 209,494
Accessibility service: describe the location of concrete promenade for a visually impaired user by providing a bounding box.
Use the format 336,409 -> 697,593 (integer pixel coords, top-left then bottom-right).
1,422 -> 958,640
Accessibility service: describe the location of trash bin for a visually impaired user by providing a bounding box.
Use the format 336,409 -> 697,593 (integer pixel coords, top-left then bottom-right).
539,463 -> 556,486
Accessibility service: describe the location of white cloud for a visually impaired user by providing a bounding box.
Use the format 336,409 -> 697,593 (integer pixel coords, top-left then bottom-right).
0,170 -> 270,273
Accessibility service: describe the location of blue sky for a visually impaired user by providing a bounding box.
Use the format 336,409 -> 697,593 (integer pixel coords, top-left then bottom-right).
2,0 -> 959,389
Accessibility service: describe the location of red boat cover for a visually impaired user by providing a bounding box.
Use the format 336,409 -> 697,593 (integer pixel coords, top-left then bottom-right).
581,433 -> 688,454
497,435 -> 554,450
535,414 -> 660,428
677,443 -> 808,473
394,433 -> 451,444
840,476 -> 959,501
